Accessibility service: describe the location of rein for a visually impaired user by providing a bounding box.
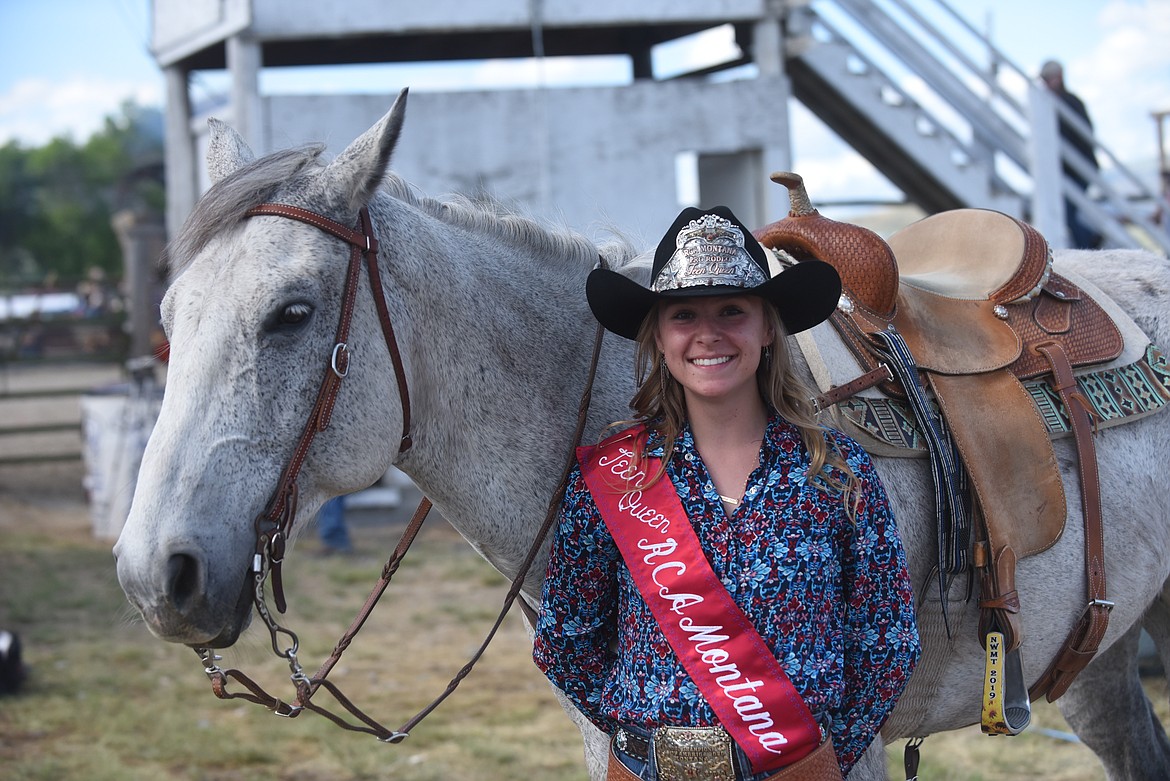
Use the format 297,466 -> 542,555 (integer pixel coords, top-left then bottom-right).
194,202 -> 607,743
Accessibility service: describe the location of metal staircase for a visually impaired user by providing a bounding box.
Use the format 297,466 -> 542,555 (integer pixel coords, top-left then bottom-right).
780,0 -> 1170,254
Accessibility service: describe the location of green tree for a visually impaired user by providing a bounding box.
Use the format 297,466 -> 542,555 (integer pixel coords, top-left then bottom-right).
0,101 -> 164,289
0,142 -> 40,285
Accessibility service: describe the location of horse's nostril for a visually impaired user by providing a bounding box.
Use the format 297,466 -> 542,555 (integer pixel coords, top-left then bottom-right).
166,552 -> 204,610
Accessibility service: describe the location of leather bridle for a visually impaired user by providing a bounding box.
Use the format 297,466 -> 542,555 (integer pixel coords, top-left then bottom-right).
240,203 -> 413,615
194,201 -> 605,743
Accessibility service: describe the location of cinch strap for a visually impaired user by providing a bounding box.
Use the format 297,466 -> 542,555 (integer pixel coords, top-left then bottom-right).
578,430 -> 821,774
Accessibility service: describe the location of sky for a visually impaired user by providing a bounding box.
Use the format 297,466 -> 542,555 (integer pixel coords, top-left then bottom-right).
1,0 -> 1168,203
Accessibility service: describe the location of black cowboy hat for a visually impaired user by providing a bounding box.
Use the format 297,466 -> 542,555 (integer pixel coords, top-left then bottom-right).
586,205 -> 841,340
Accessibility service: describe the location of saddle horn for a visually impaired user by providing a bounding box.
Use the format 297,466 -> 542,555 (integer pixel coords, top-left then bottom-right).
754,172 -> 899,319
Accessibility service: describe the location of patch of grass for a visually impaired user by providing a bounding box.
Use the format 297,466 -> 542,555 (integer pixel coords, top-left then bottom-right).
0,510 -> 590,781
883,678 -> 1170,781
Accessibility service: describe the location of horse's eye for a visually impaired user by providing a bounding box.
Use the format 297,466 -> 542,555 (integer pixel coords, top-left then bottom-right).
268,301 -> 314,331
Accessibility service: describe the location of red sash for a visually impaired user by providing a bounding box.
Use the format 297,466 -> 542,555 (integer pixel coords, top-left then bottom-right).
577,427 -> 822,774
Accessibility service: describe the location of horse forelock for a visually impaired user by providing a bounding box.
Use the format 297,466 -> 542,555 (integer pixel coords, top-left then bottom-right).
164,145 -> 326,276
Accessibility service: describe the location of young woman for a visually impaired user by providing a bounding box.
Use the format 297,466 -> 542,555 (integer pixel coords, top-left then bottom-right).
533,206 -> 920,780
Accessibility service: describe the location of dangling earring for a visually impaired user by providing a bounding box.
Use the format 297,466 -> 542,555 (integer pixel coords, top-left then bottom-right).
762,345 -> 773,372
660,358 -> 670,399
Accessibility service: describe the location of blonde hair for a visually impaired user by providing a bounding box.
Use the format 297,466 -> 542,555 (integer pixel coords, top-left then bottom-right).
616,300 -> 860,510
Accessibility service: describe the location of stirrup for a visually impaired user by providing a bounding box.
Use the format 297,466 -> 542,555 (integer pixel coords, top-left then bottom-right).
981,631 -> 1031,735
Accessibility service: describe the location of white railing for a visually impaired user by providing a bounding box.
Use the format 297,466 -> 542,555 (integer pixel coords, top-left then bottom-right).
795,0 -> 1170,254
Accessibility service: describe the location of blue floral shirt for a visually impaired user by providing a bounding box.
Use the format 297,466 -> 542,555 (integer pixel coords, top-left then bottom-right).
533,416 -> 920,774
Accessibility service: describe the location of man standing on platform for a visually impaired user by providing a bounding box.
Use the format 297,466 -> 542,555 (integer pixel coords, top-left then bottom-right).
1041,59 -> 1103,249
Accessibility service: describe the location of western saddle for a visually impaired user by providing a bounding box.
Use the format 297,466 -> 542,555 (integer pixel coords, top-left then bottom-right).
755,172 -> 1122,736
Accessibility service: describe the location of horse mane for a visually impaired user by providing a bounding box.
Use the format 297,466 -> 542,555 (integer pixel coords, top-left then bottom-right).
165,144 -> 638,276
377,173 -> 637,271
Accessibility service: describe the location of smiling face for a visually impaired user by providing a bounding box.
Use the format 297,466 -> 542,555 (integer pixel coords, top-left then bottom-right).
654,294 -> 775,409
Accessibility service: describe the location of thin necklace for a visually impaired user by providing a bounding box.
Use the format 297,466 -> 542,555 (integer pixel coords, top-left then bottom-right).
704,436 -> 760,509
719,477 -> 749,507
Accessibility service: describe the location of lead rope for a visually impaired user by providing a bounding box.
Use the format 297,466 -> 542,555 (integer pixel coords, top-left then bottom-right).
198,250 -> 610,742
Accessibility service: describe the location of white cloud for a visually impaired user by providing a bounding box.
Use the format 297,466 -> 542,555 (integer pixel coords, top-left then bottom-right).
789,102 -> 900,202
0,76 -> 162,146
1074,0 -> 1170,174
792,150 -> 897,202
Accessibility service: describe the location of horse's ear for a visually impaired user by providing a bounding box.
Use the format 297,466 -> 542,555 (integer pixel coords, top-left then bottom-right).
206,118 -> 256,184
325,87 -> 408,211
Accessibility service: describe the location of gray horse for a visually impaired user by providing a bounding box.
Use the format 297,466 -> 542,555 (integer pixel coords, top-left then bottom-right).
114,91 -> 1170,779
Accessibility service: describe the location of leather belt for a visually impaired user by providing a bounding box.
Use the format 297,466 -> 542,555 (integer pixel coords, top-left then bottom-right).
617,725 -> 736,781
616,725 -> 836,781
614,727 -> 652,763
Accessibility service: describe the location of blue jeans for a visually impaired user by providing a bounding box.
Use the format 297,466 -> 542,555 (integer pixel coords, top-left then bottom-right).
1066,199 -> 1102,249
316,497 -> 351,551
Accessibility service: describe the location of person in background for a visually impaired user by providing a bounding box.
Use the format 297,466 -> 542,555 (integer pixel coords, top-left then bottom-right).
314,469 -> 412,555
534,206 -> 920,780
1153,170 -> 1170,241
316,496 -> 352,555
1040,59 -> 1103,249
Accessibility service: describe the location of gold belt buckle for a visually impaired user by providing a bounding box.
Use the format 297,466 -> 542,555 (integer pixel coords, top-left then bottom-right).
652,725 -> 735,781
